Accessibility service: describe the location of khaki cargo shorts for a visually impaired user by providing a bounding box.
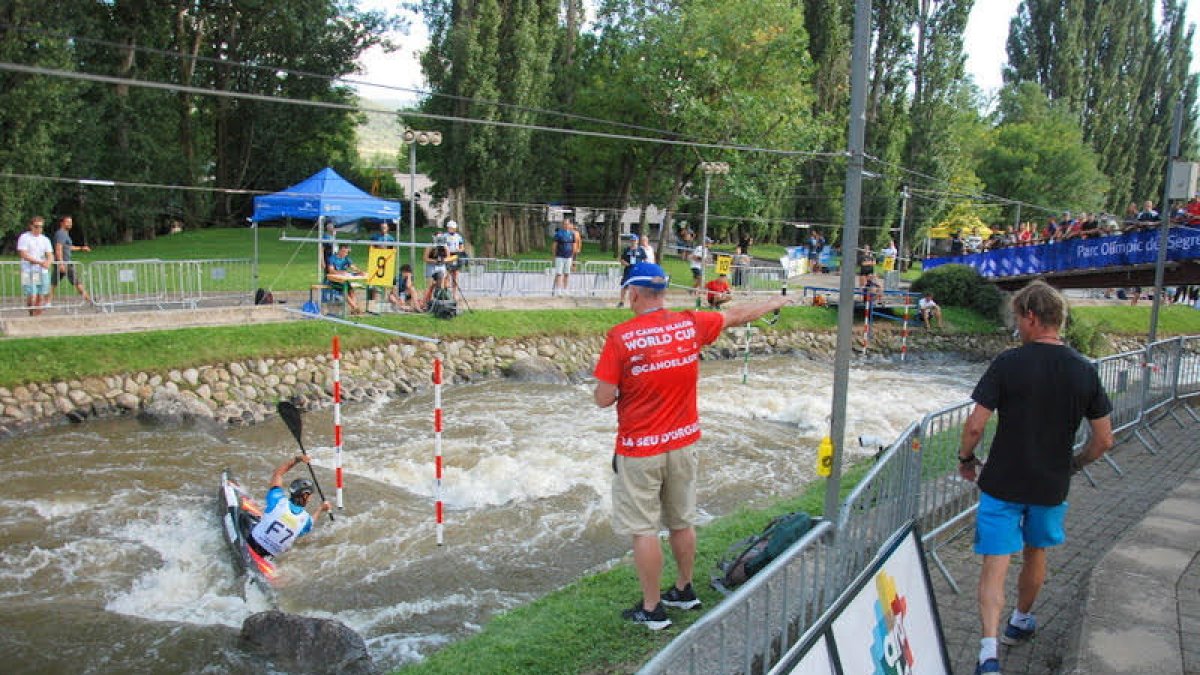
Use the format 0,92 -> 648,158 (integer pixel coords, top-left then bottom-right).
611,446 -> 698,537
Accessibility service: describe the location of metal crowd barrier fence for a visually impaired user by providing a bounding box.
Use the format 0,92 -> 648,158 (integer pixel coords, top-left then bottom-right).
642,336 -> 1199,673
89,259 -> 253,312
455,257 -> 622,297
833,424 -> 923,593
0,261 -> 94,315
640,521 -> 838,675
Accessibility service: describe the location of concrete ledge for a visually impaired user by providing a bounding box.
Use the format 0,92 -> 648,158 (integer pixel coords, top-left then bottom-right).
0,305 -> 294,338
1075,467 -> 1200,675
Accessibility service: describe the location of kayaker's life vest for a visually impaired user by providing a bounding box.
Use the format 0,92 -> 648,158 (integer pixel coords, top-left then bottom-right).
250,491 -> 313,556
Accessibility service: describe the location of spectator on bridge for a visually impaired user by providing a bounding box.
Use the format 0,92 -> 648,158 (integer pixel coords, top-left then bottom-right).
1040,218 -> 1057,243
1136,200 -> 1160,227
949,232 -> 965,256
1186,196 -> 1200,225
1122,202 -> 1140,230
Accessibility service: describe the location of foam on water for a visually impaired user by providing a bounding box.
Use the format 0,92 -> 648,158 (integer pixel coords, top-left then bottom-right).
103,496 -> 274,627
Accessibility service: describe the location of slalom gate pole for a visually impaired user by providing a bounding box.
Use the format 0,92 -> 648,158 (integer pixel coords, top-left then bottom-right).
433,358 -> 444,546
900,293 -> 910,361
333,335 -> 344,510
864,292 -> 873,351
740,327 -> 752,384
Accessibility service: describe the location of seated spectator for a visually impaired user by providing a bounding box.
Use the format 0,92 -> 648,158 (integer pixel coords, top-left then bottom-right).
388,263 -> 423,312
326,243 -> 364,314
705,272 -> 733,308
863,274 -> 884,305
918,292 -> 943,329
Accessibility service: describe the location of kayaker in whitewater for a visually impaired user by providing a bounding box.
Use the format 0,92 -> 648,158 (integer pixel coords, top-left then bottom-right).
248,455 -> 332,558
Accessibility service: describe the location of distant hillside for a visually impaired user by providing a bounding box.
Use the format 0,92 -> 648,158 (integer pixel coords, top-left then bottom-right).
356,97 -> 406,163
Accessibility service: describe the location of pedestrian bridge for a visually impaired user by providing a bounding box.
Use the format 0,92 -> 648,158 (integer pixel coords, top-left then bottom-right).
922,225 -> 1200,290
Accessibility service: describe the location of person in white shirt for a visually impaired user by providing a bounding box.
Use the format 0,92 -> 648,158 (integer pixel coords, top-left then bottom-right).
442,220 -> 466,288
639,235 -> 656,264
689,239 -> 709,292
17,216 -> 54,316
918,292 -> 943,329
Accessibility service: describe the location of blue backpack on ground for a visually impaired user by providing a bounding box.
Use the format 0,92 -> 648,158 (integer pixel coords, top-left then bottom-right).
711,511 -> 815,595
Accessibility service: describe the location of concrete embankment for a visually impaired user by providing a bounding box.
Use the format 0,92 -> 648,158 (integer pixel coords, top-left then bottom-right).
0,325 -> 1021,436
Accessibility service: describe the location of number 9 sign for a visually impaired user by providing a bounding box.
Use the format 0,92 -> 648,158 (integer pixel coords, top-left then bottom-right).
367,246 -> 396,287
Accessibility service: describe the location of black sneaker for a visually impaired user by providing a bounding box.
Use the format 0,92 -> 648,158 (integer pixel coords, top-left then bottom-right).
621,602 -> 671,630
661,583 -> 702,610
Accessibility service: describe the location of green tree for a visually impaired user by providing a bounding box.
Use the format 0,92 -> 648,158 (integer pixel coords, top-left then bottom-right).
0,0 -> 85,240
1005,0 -> 1197,210
976,82 -> 1109,215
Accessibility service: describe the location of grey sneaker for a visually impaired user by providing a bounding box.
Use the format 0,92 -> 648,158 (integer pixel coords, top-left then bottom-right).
661,583 -> 701,610
621,602 -> 671,630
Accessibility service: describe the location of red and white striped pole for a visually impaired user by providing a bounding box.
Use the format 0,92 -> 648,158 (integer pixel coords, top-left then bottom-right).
332,335 -> 344,510
432,358 -> 444,546
900,293 -> 911,361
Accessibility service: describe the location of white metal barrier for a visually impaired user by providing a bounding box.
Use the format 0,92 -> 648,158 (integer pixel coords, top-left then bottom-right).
642,336 -> 1199,673
0,261 -> 93,315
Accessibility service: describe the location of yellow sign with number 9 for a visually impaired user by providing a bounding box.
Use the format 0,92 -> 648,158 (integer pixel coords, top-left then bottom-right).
367,246 -> 396,287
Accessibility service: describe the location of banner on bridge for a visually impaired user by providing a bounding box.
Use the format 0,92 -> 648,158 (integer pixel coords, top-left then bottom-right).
923,226 -> 1200,279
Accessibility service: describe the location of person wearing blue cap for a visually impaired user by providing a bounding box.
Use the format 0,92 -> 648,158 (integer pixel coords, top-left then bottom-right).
616,233 -> 647,308
593,262 -> 790,630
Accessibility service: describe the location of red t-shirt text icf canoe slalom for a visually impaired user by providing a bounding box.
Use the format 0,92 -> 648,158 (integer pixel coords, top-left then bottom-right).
593,308 -> 725,457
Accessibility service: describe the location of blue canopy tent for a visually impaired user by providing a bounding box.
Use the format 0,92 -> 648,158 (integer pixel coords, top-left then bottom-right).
251,167 -> 401,224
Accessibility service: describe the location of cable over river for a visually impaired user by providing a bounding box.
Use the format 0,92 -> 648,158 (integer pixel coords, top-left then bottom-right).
0,354 -> 983,673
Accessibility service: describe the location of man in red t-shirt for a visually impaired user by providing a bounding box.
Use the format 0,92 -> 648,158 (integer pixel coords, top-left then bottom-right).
593,262 -> 789,629
704,273 -> 732,308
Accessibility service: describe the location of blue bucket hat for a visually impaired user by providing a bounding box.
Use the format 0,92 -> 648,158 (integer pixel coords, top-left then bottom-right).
622,262 -> 669,290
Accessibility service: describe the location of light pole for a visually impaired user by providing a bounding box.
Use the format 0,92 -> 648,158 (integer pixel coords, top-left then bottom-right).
403,129 -> 442,270
698,161 -> 730,292
897,184 -> 909,272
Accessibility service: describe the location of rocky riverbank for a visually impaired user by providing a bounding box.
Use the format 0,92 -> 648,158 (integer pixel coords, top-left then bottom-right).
0,328 -> 1081,436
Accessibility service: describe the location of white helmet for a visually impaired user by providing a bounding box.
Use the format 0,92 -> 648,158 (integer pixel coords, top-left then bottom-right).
446,220 -> 458,230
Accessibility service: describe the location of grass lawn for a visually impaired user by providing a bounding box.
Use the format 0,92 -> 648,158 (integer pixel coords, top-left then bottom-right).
398,458 -> 876,674
1072,304 -> 1200,336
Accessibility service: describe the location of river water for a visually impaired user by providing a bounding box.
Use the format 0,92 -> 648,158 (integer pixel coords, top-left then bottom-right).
0,354 -> 984,674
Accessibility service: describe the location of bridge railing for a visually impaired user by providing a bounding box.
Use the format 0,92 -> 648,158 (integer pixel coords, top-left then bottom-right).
640,336 -> 1198,674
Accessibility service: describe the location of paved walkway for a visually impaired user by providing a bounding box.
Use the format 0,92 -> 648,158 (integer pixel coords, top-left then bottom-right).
929,405 -> 1200,674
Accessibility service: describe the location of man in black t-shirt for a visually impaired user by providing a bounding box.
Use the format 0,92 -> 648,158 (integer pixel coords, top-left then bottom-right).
957,280 -> 1113,675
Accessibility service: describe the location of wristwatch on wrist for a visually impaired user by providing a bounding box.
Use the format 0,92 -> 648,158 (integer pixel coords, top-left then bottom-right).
958,453 -> 977,465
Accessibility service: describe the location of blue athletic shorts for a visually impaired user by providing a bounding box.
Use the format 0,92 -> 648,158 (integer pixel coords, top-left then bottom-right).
974,492 -> 1067,555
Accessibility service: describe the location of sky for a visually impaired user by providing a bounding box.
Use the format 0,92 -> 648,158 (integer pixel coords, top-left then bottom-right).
353,1 -> 1200,106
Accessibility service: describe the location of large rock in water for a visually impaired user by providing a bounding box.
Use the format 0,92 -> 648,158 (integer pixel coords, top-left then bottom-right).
241,610 -> 376,675
502,356 -> 570,385
138,388 -> 214,425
